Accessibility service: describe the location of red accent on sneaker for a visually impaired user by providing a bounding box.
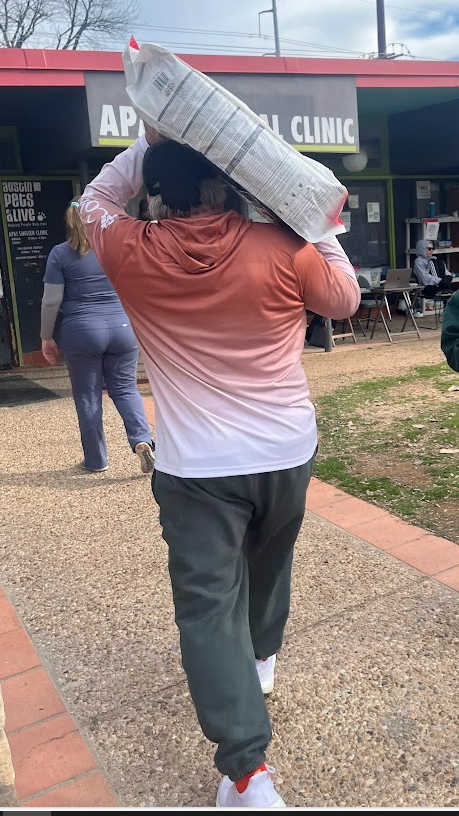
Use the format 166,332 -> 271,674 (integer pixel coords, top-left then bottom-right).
235,763 -> 267,794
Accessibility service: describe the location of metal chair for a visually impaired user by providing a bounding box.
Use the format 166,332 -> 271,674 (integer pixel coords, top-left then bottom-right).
433,292 -> 453,328
411,288 -> 452,330
332,317 -> 357,346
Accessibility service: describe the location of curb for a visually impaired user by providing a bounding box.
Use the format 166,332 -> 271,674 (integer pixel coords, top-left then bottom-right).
307,477 -> 459,589
0,582 -> 119,808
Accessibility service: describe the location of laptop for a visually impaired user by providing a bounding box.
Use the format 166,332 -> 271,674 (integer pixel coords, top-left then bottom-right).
381,268 -> 413,289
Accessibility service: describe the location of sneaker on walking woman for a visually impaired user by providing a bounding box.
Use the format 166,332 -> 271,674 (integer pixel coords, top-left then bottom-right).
135,442 -> 155,474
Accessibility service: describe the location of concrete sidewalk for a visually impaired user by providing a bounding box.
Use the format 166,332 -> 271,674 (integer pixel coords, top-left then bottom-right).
1,373 -> 459,807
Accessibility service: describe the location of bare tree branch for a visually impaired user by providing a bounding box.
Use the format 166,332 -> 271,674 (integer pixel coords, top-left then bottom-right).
57,0 -> 139,50
0,0 -> 56,47
0,0 -> 139,48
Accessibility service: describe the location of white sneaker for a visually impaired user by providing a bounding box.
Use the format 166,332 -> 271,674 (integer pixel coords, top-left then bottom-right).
256,654 -> 276,694
216,766 -> 286,808
82,462 -> 108,472
135,443 -> 155,474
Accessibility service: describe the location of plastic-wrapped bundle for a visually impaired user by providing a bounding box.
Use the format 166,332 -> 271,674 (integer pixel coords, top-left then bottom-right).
123,41 -> 348,243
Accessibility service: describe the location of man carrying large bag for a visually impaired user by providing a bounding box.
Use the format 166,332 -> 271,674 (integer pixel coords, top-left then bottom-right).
80,117 -> 359,807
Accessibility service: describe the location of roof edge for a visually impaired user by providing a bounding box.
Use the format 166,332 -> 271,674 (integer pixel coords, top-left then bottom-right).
1,48 -> 459,84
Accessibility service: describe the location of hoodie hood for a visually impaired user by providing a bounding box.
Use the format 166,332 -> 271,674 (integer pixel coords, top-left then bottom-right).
150,210 -> 253,273
416,239 -> 432,258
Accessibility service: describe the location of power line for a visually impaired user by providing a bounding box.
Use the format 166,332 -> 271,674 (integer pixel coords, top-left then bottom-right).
131,24 -> 271,38
18,3 -> 457,59
22,37 -> 444,60
24,36 -> 369,57
120,23 -> 378,54
120,20 -> 458,56
17,31 -> 346,53
20,28 -> 445,60
5,2 -> 458,59
17,16 -> 451,61
27,22 -> 371,57
353,0 -> 458,21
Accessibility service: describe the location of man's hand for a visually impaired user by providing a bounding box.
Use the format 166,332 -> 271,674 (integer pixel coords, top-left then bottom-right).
143,122 -> 167,147
42,339 -> 61,366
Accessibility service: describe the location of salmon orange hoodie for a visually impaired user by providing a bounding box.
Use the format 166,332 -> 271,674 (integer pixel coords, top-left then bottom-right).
80,136 -> 360,477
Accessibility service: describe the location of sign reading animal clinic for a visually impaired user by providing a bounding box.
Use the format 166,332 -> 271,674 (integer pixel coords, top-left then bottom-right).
84,72 -> 359,153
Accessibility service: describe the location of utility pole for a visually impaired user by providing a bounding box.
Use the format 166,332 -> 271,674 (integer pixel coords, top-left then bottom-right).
376,0 -> 387,58
259,0 -> 281,57
272,0 -> 281,57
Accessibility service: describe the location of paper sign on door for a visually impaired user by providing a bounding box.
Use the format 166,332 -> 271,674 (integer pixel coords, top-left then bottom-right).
367,202 -> 380,223
341,211 -> 351,231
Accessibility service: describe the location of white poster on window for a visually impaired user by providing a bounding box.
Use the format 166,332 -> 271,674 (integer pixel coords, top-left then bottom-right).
341,211 -> 351,232
416,180 -> 431,199
348,195 -> 359,209
367,202 -> 380,223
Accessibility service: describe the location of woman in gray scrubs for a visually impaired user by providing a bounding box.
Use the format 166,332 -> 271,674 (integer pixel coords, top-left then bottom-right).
40,198 -> 155,474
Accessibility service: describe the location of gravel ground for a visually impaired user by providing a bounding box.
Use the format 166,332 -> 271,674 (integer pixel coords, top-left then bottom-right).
1,345 -> 459,807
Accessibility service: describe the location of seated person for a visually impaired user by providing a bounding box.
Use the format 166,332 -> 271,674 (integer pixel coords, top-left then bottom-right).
413,239 -> 453,299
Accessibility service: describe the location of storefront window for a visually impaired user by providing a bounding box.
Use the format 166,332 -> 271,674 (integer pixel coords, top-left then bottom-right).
0,128 -> 22,174
338,182 -> 388,269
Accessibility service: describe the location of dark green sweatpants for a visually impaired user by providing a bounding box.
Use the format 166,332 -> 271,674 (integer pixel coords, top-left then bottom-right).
152,457 -> 315,781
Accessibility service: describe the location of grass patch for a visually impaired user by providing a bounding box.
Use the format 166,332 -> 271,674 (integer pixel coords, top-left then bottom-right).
314,361 -> 459,541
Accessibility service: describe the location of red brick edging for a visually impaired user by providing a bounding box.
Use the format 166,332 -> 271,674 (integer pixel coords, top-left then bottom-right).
307,477 -> 459,589
0,583 -> 118,807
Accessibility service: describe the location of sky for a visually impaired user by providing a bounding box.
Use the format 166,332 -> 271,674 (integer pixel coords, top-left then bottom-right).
121,0 -> 459,62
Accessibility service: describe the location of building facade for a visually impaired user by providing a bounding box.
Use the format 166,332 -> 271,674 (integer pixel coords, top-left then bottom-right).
1,49 -> 459,366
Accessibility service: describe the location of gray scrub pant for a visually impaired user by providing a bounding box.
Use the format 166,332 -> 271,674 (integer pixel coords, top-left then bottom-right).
61,316 -> 152,471
152,455 -> 315,781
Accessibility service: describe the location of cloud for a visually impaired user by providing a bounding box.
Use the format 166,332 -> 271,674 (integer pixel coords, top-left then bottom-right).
137,0 -> 459,61
385,1 -> 459,58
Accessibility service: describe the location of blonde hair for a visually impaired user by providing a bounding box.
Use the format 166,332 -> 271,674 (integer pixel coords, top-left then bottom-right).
148,176 -> 227,221
65,198 -> 91,256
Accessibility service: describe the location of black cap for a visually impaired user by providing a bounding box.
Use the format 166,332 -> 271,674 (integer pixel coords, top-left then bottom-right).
142,141 -> 216,212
